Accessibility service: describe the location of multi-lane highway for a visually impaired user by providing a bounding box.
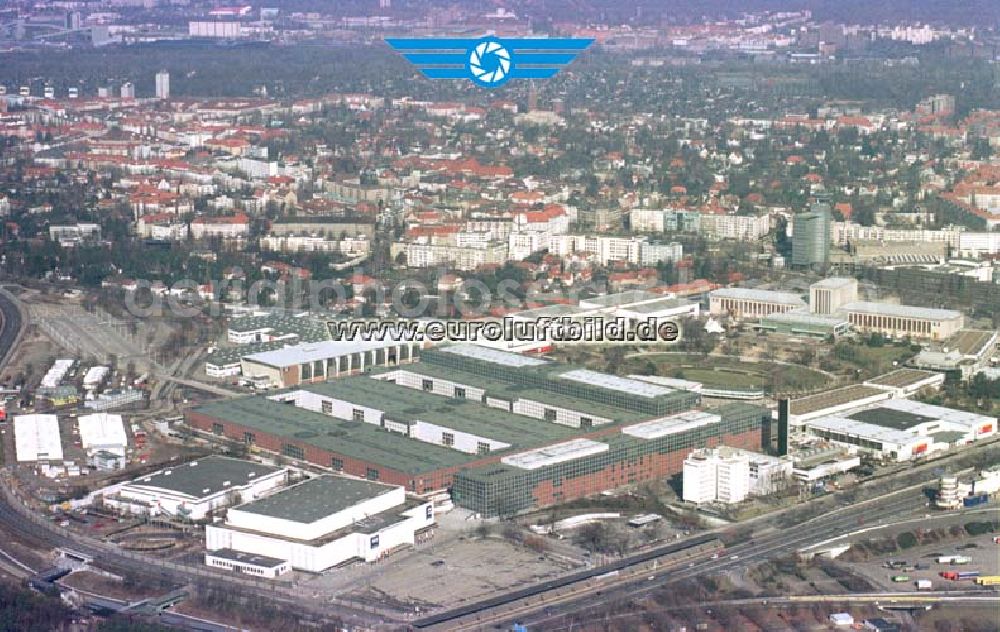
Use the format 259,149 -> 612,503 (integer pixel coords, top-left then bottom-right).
415,487 -> 935,631
506,490 -> 996,632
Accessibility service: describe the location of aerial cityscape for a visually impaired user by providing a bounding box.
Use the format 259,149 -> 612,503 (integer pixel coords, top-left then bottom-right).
0,1 -> 998,631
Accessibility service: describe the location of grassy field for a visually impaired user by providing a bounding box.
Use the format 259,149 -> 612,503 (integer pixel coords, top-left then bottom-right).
621,353 -> 829,392
832,341 -> 918,377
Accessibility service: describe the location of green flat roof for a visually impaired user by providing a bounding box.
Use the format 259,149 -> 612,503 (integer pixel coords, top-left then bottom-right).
303,377 -> 580,447
374,364 -> 649,424
422,347 -> 697,410
193,397 -> 476,475
235,475 -> 396,523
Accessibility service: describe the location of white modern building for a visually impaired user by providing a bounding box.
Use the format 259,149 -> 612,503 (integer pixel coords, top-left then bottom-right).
155,70 -> 170,100
205,476 -> 435,573
683,446 -> 791,504
77,413 -> 128,457
699,213 -> 771,241
683,449 -> 742,504
14,414 -> 63,462
49,223 -> 101,245
638,241 -> 684,266
100,456 -> 287,520
394,241 -> 507,270
190,215 -> 250,239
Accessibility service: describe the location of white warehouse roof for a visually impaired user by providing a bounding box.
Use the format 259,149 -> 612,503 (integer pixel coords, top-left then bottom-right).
502,438 -> 609,470
440,343 -> 549,367
245,339 -> 416,369
14,414 -> 63,462
83,365 -> 109,386
40,359 -> 74,389
623,410 -> 721,439
805,415 -> 924,447
557,369 -> 676,398
875,399 -> 995,431
77,413 -> 127,451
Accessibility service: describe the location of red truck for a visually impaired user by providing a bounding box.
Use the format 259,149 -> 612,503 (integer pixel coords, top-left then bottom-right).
940,571 -> 980,581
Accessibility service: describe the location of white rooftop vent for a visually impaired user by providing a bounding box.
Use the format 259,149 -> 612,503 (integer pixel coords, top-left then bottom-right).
203,488 -> 210,494
164,470 -> 172,476
223,480 -> 231,486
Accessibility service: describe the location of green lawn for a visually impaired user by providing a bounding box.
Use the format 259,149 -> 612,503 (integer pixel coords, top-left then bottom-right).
678,367 -> 768,389
833,342 -> 917,376
622,353 -> 829,392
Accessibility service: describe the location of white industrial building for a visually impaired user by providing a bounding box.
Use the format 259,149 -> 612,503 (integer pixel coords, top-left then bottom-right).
77,413 -> 127,457
14,414 -> 63,462
792,455 -> 862,482
802,400 -> 996,462
100,456 -> 287,520
682,447 -> 792,504
205,549 -> 290,579
206,476 -> 435,573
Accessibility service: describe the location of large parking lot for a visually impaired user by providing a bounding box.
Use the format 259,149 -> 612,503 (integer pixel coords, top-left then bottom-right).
355,536 -> 574,607
302,510 -> 580,612
850,532 -> 1000,591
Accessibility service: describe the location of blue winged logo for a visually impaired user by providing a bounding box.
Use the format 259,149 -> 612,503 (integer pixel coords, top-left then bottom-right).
385,37 -> 594,88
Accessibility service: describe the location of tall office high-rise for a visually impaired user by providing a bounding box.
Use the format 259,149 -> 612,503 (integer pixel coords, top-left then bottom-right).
155,71 -> 170,100
65,11 -> 81,31
791,203 -> 831,268
120,82 -> 135,99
